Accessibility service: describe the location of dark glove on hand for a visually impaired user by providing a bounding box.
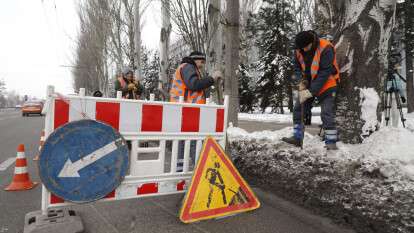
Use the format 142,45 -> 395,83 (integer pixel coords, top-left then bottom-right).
401,96 -> 406,103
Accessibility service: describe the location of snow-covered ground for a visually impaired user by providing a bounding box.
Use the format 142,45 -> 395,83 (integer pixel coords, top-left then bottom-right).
228,119 -> 414,181
228,114 -> 414,233
238,107 -> 322,124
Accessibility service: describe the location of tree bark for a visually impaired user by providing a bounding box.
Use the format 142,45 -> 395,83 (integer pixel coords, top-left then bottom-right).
223,0 -> 240,127
318,0 -> 397,143
207,0 -> 223,104
159,0 -> 171,96
405,0 -> 414,113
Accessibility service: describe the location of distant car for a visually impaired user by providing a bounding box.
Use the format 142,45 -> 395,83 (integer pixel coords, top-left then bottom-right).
22,101 -> 43,116
15,104 -> 22,109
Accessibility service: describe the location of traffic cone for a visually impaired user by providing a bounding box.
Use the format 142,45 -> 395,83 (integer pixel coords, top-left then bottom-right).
4,144 -> 38,191
33,130 -> 45,161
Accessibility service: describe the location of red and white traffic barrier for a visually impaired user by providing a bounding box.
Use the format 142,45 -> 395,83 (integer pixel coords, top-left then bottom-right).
33,131 -> 45,161
41,86 -> 229,210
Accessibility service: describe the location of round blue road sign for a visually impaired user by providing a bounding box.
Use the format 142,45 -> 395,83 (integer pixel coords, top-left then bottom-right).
39,119 -> 129,203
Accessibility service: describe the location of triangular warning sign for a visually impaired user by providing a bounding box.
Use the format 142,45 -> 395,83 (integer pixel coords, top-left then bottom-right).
179,137 -> 260,223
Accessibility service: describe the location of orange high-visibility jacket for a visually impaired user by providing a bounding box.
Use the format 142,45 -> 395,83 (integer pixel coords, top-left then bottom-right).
169,63 -> 206,104
296,39 -> 340,96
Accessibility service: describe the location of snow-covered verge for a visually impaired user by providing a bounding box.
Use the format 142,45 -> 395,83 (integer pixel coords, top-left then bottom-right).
238,112 -> 322,124
228,126 -> 414,233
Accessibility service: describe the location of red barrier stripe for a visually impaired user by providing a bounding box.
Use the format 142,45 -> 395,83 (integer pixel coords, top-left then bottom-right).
177,180 -> 186,191
141,105 -> 163,131
104,190 -> 115,199
54,99 -> 69,129
50,194 -> 65,204
216,109 -> 225,132
181,107 -> 200,132
137,183 -> 158,195
96,102 -> 120,130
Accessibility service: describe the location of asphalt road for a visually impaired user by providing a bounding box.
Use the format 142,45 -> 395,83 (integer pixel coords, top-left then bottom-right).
0,110 -> 354,233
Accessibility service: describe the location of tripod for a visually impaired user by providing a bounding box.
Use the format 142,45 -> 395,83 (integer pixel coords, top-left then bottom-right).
383,70 -> 406,128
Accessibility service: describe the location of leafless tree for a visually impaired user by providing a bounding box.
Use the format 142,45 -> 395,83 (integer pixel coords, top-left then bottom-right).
73,0 -> 151,96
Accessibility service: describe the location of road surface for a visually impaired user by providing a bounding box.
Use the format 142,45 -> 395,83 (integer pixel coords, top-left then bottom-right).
0,109 -> 353,233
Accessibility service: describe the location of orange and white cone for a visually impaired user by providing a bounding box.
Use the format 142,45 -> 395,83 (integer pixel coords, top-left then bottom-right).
33,130 -> 45,161
4,144 -> 38,191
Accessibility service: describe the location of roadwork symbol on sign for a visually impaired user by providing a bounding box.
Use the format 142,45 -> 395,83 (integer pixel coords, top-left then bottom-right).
39,119 -> 129,203
179,137 -> 260,223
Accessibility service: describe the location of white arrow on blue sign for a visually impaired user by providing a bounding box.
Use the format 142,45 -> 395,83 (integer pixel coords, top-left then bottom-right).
39,119 -> 129,203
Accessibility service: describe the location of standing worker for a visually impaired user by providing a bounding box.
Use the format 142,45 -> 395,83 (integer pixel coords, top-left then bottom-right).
170,51 -> 223,171
114,67 -> 143,99
282,30 -> 340,150
170,51 -> 222,103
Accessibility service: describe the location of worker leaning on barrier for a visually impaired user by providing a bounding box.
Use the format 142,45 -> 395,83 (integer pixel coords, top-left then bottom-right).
170,51 -> 223,104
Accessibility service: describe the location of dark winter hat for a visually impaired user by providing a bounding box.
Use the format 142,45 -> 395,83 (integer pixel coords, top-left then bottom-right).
295,31 -> 315,49
189,51 -> 206,61
122,67 -> 133,76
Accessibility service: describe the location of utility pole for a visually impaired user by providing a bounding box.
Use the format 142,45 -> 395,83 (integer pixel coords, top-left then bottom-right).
134,0 -> 142,80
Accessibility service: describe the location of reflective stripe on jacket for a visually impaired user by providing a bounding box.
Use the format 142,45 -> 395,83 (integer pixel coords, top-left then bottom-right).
296,39 -> 340,96
169,63 -> 206,104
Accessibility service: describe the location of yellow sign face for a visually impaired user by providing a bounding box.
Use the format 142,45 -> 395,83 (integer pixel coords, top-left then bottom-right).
179,137 -> 260,223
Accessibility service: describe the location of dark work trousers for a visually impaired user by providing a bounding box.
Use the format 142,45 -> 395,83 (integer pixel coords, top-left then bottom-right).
177,140 -> 197,171
293,93 -> 336,130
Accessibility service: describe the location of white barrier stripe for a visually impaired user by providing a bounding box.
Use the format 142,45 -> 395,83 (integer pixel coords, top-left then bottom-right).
171,140 -> 178,173
183,140 -> 190,172
16,152 -> 26,159
159,140 -> 166,175
136,147 -> 161,153
69,98 -> 96,121
15,166 -> 27,174
199,107 -> 216,132
162,104 -> 182,132
195,140 -> 202,165
120,102 -> 141,132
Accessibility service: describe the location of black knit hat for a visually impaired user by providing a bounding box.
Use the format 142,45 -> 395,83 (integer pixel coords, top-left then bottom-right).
295,31 -> 315,49
189,51 -> 206,61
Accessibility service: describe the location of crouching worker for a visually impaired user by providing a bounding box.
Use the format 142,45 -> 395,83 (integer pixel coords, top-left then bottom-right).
282,30 -> 340,150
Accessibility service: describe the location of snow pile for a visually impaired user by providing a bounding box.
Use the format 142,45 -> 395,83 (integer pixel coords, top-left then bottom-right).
359,88 -> 380,136
228,125 -> 414,233
238,112 -> 322,124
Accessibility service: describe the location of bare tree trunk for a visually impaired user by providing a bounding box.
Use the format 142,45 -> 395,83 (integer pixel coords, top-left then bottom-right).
159,0 -> 171,96
318,0 -> 397,143
207,0 -> 223,104
134,0 -> 142,80
223,0 -> 240,126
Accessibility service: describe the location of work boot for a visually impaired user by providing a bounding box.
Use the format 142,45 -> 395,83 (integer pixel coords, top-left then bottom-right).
324,129 -> 338,150
325,143 -> 338,150
281,136 -> 302,147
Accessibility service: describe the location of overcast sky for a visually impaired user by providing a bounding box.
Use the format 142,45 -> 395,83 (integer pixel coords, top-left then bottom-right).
0,0 -> 162,99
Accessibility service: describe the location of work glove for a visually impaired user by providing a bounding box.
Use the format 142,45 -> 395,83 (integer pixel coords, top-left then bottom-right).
299,89 -> 313,104
212,70 -> 223,82
401,96 -> 406,103
298,80 -> 309,91
128,83 -> 135,90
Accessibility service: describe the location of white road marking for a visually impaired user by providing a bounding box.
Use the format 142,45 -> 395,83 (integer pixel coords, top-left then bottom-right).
0,158 -> 15,171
